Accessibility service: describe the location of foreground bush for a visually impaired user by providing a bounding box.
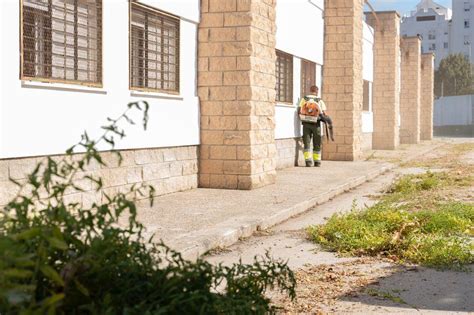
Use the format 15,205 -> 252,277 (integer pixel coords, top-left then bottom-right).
0,103 -> 296,314
308,173 -> 474,270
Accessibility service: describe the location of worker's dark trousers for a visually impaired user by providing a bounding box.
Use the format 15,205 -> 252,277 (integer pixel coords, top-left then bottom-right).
302,122 -> 322,162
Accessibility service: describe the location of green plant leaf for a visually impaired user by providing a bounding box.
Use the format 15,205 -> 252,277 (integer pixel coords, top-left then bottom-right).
74,279 -> 90,297
46,237 -> 68,251
40,266 -> 65,287
42,293 -> 65,307
3,268 -> 33,279
13,227 -> 42,241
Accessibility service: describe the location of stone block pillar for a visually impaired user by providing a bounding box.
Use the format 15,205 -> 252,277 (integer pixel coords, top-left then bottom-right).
421,53 -> 435,140
322,0 -> 364,161
365,11 -> 401,150
197,0 -> 277,190
400,36 -> 421,144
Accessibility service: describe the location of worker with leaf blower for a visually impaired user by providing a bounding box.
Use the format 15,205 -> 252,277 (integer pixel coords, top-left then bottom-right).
298,85 -> 334,167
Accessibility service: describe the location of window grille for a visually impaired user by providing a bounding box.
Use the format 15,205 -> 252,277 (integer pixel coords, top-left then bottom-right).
275,50 -> 293,103
21,0 -> 102,86
130,3 -> 180,93
300,59 -> 316,97
416,16 -> 436,22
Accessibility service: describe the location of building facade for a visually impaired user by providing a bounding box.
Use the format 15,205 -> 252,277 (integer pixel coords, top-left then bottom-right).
450,0 -> 474,63
400,0 -> 451,68
4,0 -> 437,205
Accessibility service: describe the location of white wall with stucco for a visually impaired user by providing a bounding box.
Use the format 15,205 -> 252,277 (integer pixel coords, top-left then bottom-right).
0,0 -> 200,159
362,21 -> 374,134
274,0 -> 324,140
274,4 -> 375,140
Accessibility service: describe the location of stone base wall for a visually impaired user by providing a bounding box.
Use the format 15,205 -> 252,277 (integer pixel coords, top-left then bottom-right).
276,137 -> 340,169
275,138 -> 304,169
0,146 -> 199,207
361,133 -> 373,151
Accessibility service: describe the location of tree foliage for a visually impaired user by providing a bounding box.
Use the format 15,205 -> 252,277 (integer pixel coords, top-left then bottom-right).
0,103 -> 296,314
434,53 -> 474,97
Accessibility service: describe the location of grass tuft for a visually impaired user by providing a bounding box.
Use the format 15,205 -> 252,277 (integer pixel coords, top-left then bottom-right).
308,172 -> 474,270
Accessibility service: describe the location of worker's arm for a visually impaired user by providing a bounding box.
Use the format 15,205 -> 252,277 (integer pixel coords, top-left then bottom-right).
319,99 -> 327,114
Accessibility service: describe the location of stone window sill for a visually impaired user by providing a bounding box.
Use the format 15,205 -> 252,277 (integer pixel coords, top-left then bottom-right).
21,80 -> 107,94
130,90 -> 184,101
276,102 -> 296,108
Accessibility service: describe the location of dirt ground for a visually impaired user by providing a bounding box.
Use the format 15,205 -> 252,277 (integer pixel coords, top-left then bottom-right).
206,139 -> 474,314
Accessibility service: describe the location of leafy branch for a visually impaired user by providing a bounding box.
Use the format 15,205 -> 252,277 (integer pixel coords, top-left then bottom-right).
0,102 -> 296,314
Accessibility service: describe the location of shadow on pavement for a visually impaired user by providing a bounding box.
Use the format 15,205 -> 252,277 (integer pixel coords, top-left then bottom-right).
340,264 -> 474,313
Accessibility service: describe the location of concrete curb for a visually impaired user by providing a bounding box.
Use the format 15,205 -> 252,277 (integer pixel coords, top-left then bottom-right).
179,142 -> 445,260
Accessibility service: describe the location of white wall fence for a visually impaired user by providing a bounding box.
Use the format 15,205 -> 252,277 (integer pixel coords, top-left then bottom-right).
434,95 -> 474,126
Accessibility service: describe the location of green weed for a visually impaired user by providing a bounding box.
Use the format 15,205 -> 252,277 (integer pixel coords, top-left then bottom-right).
365,288 -> 411,307
308,172 -> 474,269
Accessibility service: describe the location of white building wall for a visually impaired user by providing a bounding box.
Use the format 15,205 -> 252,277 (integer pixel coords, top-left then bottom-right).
401,2 -> 451,68
0,0 -> 200,159
363,22 -> 375,83
450,0 -> 474,63
274,1 -> 374,140
362,22 -> 374,134
274,0 -> 324,140
275,0 -> 324,64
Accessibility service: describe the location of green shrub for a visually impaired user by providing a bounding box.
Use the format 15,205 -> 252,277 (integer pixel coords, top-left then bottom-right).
308,195 -> 474,269
0,103 -> 296,314
388,172 -> 441,195
403,234 -> 473,268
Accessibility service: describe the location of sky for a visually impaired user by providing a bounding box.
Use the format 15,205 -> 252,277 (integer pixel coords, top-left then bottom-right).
367,0 -> 452,16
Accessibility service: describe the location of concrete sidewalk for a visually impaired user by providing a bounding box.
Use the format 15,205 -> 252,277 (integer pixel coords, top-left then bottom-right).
134,140 -> 444,260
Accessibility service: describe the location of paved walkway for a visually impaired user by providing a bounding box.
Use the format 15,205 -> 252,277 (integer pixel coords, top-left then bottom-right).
133,140 -> 444,260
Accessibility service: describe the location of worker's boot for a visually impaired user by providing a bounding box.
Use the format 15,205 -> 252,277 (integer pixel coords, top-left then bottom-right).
305,161 -> 312,167
314,161 -> 321,167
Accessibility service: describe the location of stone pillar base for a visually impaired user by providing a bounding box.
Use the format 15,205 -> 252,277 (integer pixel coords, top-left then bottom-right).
421,53 -> 435,141
400,36 -> 421,144
198,0 -> 277,190
366,11 -> 401,150
322,0 -> 364,161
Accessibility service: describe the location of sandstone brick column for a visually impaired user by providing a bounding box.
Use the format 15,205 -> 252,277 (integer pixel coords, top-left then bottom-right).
197,0 -> 277,190
365,11 -> 401,150
421,53 -> 435,140
400,36 -> 421,144
322,0 -> 364,161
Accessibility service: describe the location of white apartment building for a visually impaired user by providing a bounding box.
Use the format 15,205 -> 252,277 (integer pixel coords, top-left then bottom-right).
450,0 -> 474,63
401,0 -> 452,68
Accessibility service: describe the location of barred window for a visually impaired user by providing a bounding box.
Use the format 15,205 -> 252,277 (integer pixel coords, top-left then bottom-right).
276,50 -> 293,103
21,0 -> 102,86
130,3 -> 180,93
300,59 -> 316,97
